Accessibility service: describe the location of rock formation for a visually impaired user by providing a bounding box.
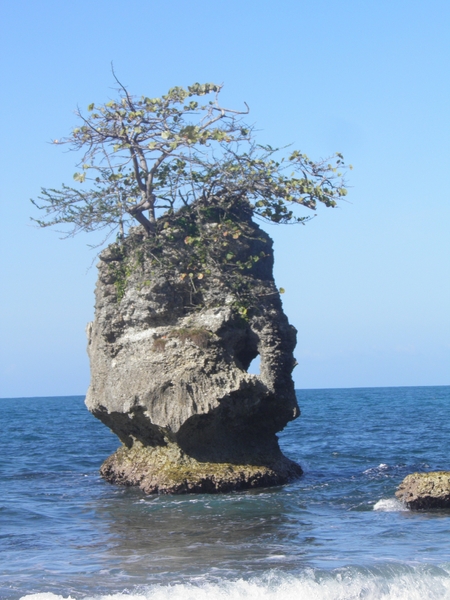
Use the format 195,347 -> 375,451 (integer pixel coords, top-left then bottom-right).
396,472 -> 450,509
85,197 -> 302,493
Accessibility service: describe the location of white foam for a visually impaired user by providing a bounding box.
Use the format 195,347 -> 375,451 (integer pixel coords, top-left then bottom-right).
364,463 -> 389,475
373,498 -> 408,512
19,569 -> 450,600
20,595 -> 76,600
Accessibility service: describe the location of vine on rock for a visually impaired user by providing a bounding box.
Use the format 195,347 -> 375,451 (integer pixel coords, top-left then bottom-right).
103,195 -> 273,317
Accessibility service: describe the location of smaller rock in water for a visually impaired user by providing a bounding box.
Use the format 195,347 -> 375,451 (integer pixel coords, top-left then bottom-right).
396,471 -> 450,510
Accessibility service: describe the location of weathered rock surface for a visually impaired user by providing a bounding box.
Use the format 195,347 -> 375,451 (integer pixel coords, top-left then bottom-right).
396,471 -> 450,509
85,198 -> 302,493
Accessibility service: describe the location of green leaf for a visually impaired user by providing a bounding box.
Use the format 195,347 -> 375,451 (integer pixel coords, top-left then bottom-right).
279,287 -> 285,294
87,103 -> 95,111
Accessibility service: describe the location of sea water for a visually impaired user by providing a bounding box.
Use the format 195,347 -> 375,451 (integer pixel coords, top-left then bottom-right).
1,386 -> 450,600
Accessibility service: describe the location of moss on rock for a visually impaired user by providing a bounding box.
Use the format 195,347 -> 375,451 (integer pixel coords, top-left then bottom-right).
101,441 -> 302,494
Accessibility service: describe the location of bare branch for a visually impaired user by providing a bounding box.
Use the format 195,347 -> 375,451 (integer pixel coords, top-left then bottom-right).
111,63 -> 136,111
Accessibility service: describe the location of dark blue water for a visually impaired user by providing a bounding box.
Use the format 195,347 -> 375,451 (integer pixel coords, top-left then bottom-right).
1,387 -> 450,599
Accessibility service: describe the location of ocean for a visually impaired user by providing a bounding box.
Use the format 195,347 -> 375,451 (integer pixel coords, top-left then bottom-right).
1,386 -> 450,600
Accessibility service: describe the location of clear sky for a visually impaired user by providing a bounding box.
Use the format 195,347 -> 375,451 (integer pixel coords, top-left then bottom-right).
1,0 -> 449,397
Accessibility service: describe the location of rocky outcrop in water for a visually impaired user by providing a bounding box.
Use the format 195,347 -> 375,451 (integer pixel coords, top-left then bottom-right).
396,472 -> 450,509
85,197 -> 302,493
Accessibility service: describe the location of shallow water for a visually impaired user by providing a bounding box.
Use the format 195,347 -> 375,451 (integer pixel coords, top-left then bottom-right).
1,386 -> 450,599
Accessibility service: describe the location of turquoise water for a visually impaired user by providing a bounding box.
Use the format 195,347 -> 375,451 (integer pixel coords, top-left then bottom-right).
1,386 -> 450,599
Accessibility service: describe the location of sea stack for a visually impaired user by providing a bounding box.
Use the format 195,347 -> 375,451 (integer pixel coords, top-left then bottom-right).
85,197 -> 302,494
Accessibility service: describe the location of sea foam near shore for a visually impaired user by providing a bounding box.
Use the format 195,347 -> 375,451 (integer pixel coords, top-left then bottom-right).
19,565 -> 450,600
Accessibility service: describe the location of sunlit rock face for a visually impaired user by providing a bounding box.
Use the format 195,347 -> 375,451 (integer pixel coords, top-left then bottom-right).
396,472 -> 450,510
85,198 -> 302,493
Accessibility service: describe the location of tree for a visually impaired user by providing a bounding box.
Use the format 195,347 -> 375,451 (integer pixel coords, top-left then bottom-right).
32,74 -> 349,240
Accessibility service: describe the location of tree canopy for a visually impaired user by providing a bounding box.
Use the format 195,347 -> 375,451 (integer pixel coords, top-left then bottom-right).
32,76 -> 349,240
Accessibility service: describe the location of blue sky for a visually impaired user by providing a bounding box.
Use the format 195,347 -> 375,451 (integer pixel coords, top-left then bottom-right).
1,0 -> 449,397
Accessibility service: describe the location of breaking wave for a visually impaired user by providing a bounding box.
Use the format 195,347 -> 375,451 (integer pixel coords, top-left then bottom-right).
19,566 -> 450,600
373,498 -> 408,511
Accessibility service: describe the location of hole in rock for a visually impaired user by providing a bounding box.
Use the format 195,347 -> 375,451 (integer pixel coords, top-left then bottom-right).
233,332 -> 259,372
247,354 -> 261,376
